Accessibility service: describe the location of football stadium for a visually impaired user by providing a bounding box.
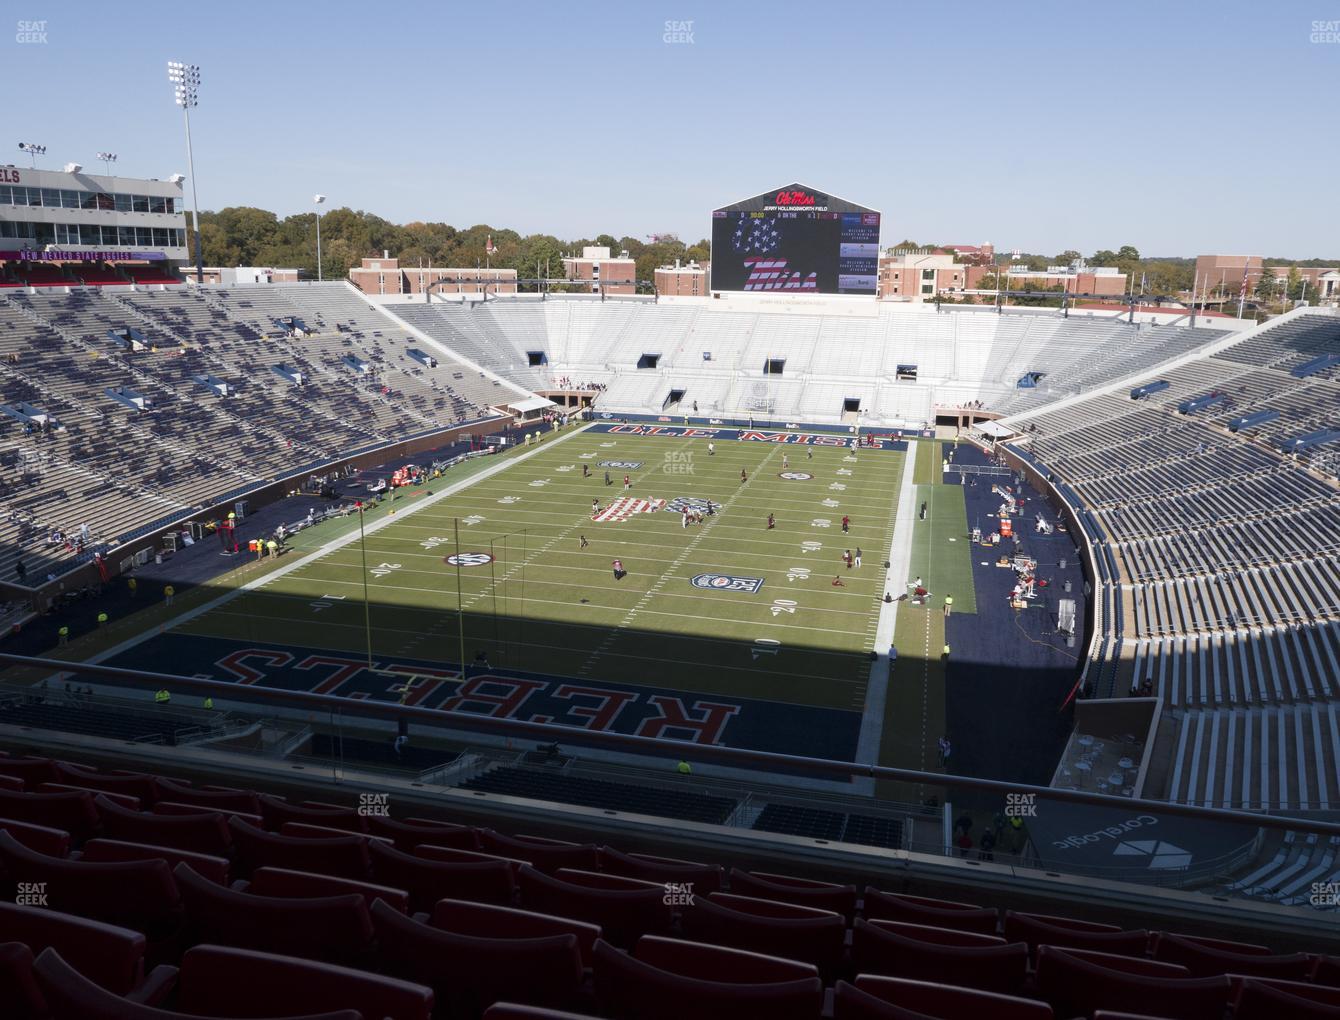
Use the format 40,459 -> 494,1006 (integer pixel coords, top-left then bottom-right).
3,8 -> 1340,1020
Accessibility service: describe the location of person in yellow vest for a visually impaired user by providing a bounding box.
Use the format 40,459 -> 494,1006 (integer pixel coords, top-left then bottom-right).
164,584 -> 175,606
154,688 -> 170,705
127,577 -> 137,598
202,696 -> 213,710
96,612 -> 108,627
944,595 -> 954,618
266,539 -> 278,559
57,625 -> 69,645
942,644 -> 950,659
676,759 -> 692,776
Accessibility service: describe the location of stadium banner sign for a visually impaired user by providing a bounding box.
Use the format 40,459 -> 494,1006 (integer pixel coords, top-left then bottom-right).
107,634 -> 862,760
4,249 -> 167,261
586,422 -> 905,450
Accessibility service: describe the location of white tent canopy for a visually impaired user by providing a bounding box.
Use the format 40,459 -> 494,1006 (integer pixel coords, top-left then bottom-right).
975,420 -> 1017,439
505,397 -> 557,414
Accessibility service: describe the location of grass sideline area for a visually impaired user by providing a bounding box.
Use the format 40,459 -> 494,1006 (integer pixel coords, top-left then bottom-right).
87,427 -> 909,758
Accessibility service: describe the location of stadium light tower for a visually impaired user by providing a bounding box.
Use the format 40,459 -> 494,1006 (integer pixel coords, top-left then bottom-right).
167,61 -> 204,284
17,142 -> 46,168
313,195 -> 327,282
96,151 -> 117,176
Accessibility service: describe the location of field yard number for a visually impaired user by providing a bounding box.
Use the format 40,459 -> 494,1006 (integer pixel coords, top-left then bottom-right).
801,540 -> 823,554
462,515 -> 484,526
771,599 -> 798,617
786,566 -> 811,582
310,594 -> 346,613
752,638 -> 781,660
811,518 -> 831,529
370,562 -> 401,579
420,536 -> 448,550
821,498 -> 840,508
829,482 -> 847,491
498,495 -> 521,504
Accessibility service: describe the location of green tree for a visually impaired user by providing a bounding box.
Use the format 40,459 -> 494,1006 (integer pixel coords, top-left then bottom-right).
1254,266 -> 1277,301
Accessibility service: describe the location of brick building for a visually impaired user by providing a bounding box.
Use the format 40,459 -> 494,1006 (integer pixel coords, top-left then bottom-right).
654,259 -> 710,297
348,255 -> 517,296
561,246 -> 637,295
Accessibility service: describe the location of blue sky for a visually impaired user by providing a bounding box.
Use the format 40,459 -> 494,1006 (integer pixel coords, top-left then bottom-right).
8,1 -> 1339,256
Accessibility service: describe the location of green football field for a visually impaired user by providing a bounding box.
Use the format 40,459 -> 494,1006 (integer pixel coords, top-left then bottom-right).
162,426 -> 906,715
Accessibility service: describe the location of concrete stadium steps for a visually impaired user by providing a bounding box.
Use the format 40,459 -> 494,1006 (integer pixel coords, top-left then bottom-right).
1164,702 -> 1340,811
1131,624 -> 1340,705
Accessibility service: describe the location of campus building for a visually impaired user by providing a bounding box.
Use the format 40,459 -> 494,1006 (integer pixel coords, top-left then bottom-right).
0,165 -> 187,285
348,255 -> 518,297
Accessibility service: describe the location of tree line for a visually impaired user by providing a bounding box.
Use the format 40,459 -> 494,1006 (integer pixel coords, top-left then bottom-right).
190,206 -> 709,287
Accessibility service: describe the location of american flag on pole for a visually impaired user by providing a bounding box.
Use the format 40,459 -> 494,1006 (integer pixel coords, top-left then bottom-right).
592,496 -> 666,523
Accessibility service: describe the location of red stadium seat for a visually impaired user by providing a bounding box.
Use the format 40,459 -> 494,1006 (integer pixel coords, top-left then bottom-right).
96,797 -> 232,856
31,946 -> 363,1020
228,817 -> 370,880
176,944 -> 433,1020
592,938 -> 823,1020
173,862 -> 374,966
371,898 -> 584,1017
368,839 -> 516,912
366,815 -> 480,851
518,865 -> 673,949
80,838 -> 231,886
0,817 -> 71,857
1152,931 -> 1314,979
863,919 -> 1011,948
1234,977 -> 1340,1019
152,780 -> 260,815
0,788 -> 100,843
1002,911 -> 1149,960
413,843 -> 530,871
0,942 -> 46,1020
862,888 -> 999,935
0,774 -> 25,791
39,783 -> 141,810
480,830 -> 601,873
429,898 -> 602,967
1035,945 -> 1232,1020
597,846 -> 724,894
728,868 -> 858,922
1316,956 -> 1340,987
55,765 -> 161,805
0,902 -> 176,1000
680,891 -> 845,976
836,976 -> 1055,1020
635,935 -> 818,983
152,801 -> 264,828
851,917 -> 1028,995
1038,947 -> 1189,977
259,795 -> 367,834
0,757 -> 60,787
484,1007 -> 603,1020
279,822 -> 392,844
0,831 -> 182,942
244,866 -> 410,913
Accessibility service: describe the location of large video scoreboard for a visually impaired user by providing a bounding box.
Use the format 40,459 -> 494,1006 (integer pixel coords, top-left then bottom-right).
711,184 -> 880,296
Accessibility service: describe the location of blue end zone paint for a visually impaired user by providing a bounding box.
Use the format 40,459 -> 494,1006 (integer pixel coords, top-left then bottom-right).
107,634 -> 863,761
586,422 -> 908,452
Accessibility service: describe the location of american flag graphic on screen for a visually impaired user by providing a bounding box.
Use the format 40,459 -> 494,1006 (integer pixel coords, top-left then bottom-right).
732,217 -> 782,255
743,258 -> 818,291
